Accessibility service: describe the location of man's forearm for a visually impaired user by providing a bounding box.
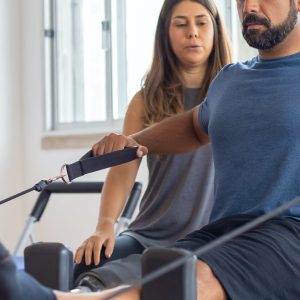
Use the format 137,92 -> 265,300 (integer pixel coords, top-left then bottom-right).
131,108 -> 209,155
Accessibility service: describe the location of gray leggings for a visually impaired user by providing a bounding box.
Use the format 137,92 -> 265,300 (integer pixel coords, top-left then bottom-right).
73,234 -> 145,286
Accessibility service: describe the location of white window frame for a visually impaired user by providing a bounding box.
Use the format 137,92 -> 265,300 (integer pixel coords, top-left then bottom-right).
44,0 -> 125,134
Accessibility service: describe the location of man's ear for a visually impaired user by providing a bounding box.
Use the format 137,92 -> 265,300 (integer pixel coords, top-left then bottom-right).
297,0 -> 300,12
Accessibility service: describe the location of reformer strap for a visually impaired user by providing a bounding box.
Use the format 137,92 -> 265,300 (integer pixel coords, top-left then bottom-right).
0,147 -> 139,205
64,147 -> 138,182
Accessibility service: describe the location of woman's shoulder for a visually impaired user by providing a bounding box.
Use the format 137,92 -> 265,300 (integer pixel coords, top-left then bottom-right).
127,90 -> 145,113
123,90 -> 146,134
130,90 -> 144,104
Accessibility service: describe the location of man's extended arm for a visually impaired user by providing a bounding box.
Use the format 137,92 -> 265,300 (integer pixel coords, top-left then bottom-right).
92,105 -> 209,157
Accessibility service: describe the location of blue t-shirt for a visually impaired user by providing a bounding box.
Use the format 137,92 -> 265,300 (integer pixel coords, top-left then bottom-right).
199,52 -> 300,222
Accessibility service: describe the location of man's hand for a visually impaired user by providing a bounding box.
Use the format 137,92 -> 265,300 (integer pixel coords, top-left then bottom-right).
92,133 -> 148,157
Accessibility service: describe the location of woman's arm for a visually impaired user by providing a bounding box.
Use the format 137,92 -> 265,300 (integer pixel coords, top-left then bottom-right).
77,104 -> 209,265
74,92 -> 145,266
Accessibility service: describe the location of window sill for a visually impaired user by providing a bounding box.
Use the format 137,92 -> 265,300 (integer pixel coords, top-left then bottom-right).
41,132 -> 120,150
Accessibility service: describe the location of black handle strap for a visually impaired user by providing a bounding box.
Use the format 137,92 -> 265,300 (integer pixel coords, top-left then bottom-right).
64,147 -> 139,182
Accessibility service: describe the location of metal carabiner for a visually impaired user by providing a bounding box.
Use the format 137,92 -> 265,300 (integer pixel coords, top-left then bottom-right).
46,174 -> 66,184
60,164 -> 71,184
45,165 -> 70,185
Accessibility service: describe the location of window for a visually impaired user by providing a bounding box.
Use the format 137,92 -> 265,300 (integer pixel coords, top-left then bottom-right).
44,0 -> 164,133
44,0 -> 256,134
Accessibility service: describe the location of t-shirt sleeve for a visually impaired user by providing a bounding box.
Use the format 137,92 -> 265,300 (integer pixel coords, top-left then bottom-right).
198,98 -> 209,134
198,63 -> 233,135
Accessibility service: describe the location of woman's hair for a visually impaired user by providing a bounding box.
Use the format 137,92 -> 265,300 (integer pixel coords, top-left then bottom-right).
142,0 -> 232,126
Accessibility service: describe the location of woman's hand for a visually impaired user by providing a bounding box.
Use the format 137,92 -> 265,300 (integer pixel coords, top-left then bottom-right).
92,133 -> 147,157
74,219 -> 116,266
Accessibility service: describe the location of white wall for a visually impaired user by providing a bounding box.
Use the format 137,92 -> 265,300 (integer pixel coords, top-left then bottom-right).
0,0 -> 24,251
0,0 -> 148,254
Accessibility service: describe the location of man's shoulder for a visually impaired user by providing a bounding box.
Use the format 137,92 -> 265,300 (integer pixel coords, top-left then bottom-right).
221,56 -> 258,73
209,58 -> 255,89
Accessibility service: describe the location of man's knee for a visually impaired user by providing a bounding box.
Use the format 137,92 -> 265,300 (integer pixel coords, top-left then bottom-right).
196,260 -> 227,300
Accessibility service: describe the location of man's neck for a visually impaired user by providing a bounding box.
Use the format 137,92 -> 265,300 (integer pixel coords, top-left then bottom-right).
258,23 -> 300,60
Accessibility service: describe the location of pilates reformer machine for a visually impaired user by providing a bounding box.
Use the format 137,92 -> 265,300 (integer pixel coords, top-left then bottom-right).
3,147 -> 142,256
2,147 -> 300,300
13,181 -> 142,256
1,148 -> 143,291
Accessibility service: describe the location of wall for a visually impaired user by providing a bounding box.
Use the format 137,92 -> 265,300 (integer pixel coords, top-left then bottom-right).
0,0 -> 24,251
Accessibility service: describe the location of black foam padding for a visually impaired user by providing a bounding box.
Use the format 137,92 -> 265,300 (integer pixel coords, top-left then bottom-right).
24,242 -> 73,291
141,247 -> 197,300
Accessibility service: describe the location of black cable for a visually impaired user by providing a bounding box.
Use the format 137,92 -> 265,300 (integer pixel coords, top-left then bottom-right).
102,196 -> 300,300
0,187 -> 36,205
0,180 -> 49,205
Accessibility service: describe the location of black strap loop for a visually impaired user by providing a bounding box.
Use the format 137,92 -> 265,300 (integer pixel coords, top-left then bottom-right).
65,147 -> 139,182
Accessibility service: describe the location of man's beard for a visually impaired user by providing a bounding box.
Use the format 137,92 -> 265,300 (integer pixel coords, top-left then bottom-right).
242,3 -> 298,50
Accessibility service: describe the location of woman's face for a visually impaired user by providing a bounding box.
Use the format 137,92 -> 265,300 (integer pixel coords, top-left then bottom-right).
169,1 -> 215,69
